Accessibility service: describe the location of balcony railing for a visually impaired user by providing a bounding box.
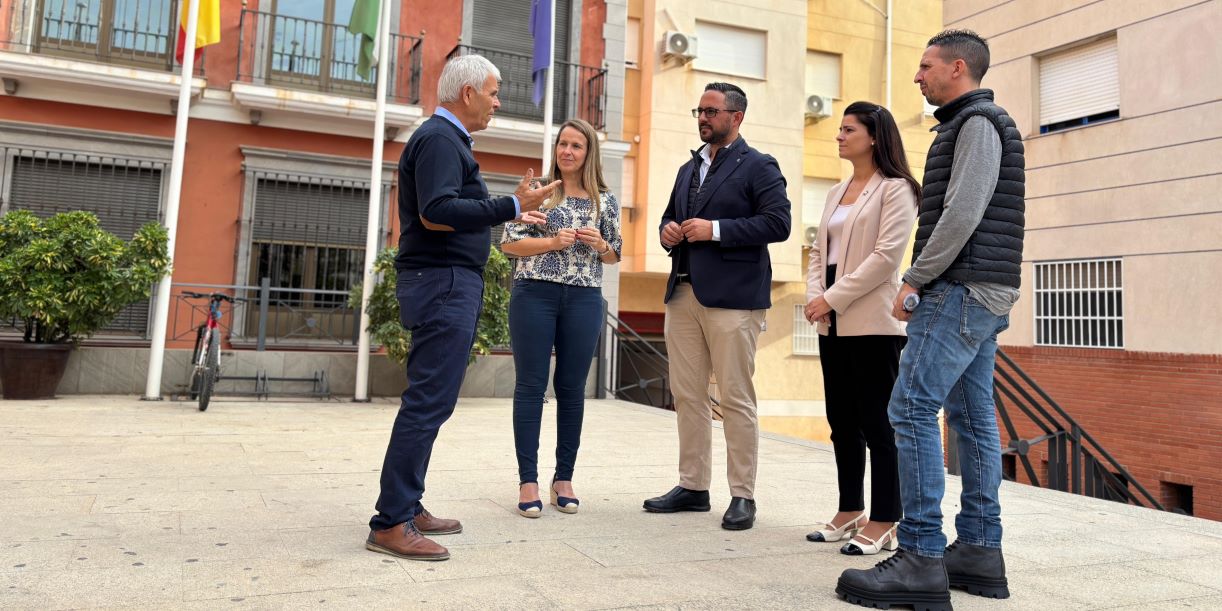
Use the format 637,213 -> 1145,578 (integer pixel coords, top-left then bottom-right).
448,44 -> 607,130
237,9 -> 422,104
170,281 -> 361,350
0,0 -> 202,74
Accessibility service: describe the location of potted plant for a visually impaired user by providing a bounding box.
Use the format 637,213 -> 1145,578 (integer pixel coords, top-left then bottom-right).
0,210 -> 170,399
350,246 -> 512,366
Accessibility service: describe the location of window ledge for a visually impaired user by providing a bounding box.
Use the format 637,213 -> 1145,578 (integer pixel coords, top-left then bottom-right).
230,82 -> 424,128
0,50 -> 204,98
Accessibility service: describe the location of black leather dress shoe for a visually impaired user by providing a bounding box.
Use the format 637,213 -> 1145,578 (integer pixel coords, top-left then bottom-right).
643,486 -> 711,513
721,497 -> 756,530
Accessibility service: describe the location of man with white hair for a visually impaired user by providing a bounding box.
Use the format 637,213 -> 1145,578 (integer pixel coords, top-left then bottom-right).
366,54 -> 558,561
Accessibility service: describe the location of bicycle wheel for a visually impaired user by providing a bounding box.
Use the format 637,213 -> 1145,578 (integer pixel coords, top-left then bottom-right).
198,331 -> 220,412
188,325 -> 205,400
189,368 -> 202,400
197,369 -> 214,412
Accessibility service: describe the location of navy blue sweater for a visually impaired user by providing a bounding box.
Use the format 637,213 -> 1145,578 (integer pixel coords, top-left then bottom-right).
395,115 -> 517,272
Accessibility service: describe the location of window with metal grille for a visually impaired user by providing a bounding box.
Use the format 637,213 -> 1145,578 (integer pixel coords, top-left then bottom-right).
792,304 -> 819,355
1034,259 -> 1123,348
248,176 -> 369,306
5,152 -> 164,337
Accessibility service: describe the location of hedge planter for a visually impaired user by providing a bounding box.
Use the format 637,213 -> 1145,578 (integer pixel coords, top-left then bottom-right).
0,341 -> 72,399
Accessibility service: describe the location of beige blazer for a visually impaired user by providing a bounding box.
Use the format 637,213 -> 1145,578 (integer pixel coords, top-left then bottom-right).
805,171 -> 918,337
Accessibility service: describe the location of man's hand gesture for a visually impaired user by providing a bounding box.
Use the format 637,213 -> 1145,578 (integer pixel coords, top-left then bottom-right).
515,169 -> 562,212
681,218 -> 714,242
660,221 -> 684,248
513,210 -> 547,225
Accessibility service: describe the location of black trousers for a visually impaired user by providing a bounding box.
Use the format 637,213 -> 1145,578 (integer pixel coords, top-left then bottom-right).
818,264 -> 904,522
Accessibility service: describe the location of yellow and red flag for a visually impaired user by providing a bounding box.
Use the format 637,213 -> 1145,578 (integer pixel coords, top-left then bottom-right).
175,0 -> 221,65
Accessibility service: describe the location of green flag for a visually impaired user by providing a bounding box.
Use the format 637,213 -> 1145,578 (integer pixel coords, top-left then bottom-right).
348,0 -> 380,81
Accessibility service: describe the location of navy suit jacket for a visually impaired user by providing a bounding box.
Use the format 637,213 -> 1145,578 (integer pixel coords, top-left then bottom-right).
659,138 -> 791,310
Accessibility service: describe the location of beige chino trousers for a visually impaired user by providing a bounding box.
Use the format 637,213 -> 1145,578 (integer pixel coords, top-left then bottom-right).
664,284 -> 766,499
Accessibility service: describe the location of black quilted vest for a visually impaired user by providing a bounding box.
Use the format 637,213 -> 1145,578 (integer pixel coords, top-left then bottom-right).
913,89 -> 1025,287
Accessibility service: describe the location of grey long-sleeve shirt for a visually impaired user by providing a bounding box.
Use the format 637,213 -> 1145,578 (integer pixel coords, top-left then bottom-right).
902,115 -> 1020,316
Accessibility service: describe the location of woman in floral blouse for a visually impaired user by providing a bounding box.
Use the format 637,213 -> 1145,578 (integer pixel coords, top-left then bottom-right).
501,118 -> 622,518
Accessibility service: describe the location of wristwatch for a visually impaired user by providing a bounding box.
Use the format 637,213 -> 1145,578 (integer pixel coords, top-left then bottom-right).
902,292 -> 921,313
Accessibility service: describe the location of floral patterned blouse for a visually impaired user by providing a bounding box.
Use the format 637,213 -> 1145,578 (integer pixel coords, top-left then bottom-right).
501,191 -> 623,288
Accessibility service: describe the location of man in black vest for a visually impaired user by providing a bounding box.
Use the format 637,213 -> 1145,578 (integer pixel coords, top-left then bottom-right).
837,30 -> 1024,610
642,82 -> 791,530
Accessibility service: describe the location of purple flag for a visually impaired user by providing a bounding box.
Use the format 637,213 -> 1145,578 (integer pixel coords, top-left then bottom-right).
530,0 -> 552,107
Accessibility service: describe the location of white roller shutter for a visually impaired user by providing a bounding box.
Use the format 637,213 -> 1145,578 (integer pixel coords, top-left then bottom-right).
802,177 -> 836,228
1039,37 -> 1119,126
694,21 -> 767,80
806,51 -> 841,99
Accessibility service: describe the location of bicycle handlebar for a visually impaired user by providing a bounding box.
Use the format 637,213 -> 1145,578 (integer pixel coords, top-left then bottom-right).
181,291 -> 244,303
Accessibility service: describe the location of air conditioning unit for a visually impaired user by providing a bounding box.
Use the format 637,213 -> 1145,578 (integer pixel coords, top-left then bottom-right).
663,31 -> 698,62
803,225 -> 819,247
805,95 -> 833,121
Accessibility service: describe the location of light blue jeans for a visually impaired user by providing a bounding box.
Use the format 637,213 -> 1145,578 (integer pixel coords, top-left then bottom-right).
888,280 -> 1009,558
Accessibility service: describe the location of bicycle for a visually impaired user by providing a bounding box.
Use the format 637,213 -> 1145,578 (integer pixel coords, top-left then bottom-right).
183,291 -> 236,412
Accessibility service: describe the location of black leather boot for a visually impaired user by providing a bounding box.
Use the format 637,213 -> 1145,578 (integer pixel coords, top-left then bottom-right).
721,497 -> 755,530
944,540 -> 1010,599
643,486 -> 711,513
836,549 -> 952,611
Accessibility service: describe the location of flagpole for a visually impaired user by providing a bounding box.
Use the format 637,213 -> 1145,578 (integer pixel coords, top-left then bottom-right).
143,0 -> 200,401
540,0 -> 556,175
354,0 -> 393,402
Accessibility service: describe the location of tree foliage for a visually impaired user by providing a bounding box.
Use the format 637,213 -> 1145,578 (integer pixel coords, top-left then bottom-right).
349,247 -> 512,365
0,210 -> 171,344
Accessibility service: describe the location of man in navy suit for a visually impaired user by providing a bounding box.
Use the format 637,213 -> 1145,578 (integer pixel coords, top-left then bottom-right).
365,55 -> 557,562
643,82 -> 792,530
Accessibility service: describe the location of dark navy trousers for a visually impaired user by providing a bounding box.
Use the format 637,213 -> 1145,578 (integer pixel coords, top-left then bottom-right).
508,279 -> 603,485
370,266 -> 483,531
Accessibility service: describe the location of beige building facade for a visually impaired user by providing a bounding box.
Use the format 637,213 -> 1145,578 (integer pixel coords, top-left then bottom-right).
945,0 -> 1221,518
614,0 -> 944,437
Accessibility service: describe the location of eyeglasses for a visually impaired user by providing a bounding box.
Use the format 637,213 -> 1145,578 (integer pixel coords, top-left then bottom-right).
691,107 -> 740,118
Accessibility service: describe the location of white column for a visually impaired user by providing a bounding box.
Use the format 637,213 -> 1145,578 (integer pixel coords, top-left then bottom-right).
540,0 -> 556,173
354,0 -> 394,402
143,0 -> 201,401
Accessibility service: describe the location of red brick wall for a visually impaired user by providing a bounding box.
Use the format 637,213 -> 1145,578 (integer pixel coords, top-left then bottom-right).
999,345 -> 1222,521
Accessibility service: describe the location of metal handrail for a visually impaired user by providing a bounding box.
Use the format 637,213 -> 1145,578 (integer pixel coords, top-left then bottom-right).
171,279 -> 361,351
598,310 -> 723,418
988,348 -> 1165,510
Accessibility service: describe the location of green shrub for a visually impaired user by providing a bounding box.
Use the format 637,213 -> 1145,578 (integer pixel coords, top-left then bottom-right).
0,210 -> 170,344
349,247 -> 512,365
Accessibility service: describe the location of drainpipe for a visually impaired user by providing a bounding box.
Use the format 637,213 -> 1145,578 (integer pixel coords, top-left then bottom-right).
858,0 -> 891,108
886,0 -> 893,109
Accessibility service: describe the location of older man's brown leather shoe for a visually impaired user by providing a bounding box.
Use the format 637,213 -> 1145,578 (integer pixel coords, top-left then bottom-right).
413,506 -> 463,535
365,522 -> 449,561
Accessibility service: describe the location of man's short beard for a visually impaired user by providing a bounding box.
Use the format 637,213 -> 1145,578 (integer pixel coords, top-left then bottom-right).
700,126 -> 731,144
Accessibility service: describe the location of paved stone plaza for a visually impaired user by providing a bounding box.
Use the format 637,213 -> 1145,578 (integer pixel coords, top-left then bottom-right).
1,396 -> 1219,609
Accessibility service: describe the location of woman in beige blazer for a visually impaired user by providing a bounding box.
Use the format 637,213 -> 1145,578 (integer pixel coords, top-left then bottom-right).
804,102 -> 919,555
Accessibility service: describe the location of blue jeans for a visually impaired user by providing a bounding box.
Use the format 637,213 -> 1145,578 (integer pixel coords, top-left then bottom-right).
370,266 -> 483,531
888,280 -> 1010,558
509,279 -> 603,484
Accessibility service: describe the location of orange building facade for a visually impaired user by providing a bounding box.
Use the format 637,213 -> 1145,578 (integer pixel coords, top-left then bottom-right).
0,0 -> 628,396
